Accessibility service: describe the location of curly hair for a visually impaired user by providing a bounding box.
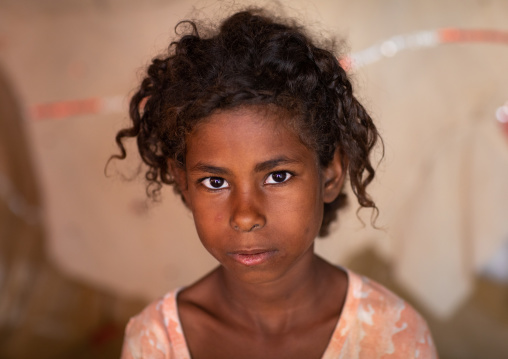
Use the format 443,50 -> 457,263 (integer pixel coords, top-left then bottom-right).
111,8 -> 381,236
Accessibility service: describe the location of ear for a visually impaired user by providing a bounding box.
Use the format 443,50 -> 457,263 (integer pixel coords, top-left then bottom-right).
322,150 -> 345,204
168,159 -> 190,204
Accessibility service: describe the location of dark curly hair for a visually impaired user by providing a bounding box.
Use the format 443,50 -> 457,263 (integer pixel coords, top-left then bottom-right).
111,8 -> 381,237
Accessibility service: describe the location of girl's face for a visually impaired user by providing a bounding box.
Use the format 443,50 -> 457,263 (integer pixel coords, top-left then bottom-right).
177,107 -> 343,284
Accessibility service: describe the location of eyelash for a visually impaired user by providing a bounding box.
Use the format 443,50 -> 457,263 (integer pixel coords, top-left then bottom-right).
199,171 -> 294,190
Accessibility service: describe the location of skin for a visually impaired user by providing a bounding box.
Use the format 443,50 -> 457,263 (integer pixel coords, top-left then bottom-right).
171,106 -> 349,359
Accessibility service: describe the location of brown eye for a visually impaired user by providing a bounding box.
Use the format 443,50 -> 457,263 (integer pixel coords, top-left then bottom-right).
265,171 -> 292,184
202,177 -> 229,189
210,178 -> 224,187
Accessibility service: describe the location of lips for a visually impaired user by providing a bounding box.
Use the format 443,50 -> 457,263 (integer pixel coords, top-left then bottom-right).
228,249 -> 277,266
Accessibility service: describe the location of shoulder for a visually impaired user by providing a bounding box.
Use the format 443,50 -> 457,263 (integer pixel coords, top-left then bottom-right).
348,270 -> 425,326
120,291 -> 180,359
343,270 -> 438,358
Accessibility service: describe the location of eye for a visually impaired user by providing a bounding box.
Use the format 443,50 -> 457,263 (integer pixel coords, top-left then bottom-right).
201,177 -> 229,190
265,171 -> 292,184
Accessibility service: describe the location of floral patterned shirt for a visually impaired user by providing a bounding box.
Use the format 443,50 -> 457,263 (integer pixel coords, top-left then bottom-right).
121,269 -> 438,358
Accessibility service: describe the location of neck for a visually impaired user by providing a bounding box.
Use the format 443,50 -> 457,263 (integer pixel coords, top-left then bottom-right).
216,251 -> 330,334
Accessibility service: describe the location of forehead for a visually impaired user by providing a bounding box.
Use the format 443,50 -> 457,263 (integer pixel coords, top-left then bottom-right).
185,107 -> 316,167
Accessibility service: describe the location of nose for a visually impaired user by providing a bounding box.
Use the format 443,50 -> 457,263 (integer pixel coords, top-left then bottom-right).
230,187 -> 266,232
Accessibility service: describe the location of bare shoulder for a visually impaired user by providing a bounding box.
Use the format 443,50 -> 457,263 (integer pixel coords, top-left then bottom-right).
177,267 -> 221,306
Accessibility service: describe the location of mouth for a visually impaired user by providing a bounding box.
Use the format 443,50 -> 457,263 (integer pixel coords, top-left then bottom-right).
228,249 -> 277,266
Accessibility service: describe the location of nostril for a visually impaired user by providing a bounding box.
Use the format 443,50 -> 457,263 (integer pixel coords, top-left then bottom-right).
232,222 -> 262,232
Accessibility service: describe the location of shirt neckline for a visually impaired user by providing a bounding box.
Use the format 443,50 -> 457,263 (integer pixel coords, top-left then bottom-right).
167,267 -> 356,359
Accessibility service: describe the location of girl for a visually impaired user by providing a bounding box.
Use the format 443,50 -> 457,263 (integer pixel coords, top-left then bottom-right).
114,8 -> 437,359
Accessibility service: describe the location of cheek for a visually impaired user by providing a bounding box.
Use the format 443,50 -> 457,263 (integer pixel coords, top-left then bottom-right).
193,219 -> 221,258
271,185 -> 323,235
190,199 -> 227,248
193,200 -> 226,223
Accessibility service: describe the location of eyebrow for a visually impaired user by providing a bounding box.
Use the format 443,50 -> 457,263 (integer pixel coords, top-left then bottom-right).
254,157 -> 299,173
189,157 -> 300,175
189,163 -> 231,176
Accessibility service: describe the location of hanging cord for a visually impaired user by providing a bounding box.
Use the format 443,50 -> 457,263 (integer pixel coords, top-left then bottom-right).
341,28 -> 508,70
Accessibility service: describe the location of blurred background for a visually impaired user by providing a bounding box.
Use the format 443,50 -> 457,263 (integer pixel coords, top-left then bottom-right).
1,0 -> 508,358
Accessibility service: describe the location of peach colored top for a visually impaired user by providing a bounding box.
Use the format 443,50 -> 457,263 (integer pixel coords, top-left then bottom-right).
121,269 -> 438,358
